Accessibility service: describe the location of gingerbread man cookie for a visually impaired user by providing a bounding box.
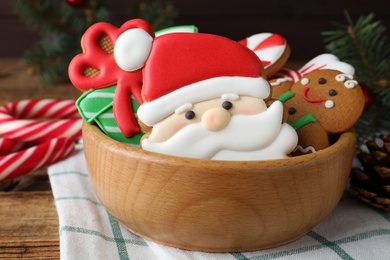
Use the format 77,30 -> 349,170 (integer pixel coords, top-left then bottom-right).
279,69 -> 365,153
269,53 -> 356,100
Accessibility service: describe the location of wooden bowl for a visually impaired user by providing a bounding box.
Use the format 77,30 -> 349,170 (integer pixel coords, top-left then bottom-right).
82,123 -> 356,252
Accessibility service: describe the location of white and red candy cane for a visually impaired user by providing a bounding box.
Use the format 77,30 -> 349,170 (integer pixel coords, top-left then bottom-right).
0,99 -> 82,142
239,33 -> 287,71
0,99 -> 82,181
0,137 -> 75,180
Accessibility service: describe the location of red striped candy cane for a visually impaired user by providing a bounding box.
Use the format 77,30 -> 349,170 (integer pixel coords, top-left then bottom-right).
0,99 -> 82,180
0,137 -> 75,180
0,99 -> 82,142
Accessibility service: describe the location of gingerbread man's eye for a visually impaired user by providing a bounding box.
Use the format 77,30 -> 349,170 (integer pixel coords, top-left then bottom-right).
318,78 -> 327,84
328,89 -> 338,96
185,110 -> 195,120
222,101 -> 233,110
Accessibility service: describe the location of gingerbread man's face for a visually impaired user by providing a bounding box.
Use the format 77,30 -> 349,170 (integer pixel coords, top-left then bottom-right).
287,69 -> 365,134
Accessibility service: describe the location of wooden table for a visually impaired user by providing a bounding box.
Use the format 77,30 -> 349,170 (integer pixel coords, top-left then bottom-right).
0,58 -> 80,259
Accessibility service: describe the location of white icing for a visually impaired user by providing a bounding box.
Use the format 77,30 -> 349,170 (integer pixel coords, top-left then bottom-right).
325,100 -> 334,108
299,53 -> 355,76
221,93 -> 239,101
138,76 -> 271,127
344,80 -> 358,89
141,101 -> 298,161
301,78 -> 309,85
114,28 -> 153,72
295,145 -> 316,154
270,77 -> 292,86
335,74 -> 358,88
175,103 -> 193,115
335,73 -> 353,82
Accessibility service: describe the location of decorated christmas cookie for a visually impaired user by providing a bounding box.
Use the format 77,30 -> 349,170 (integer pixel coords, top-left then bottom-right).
112,25 -> 298,160
269,53 -> 356,99
76,86 -> 144,146
239,33 -> 290,78
69,19 -> 197,145
279,69 -> 365,153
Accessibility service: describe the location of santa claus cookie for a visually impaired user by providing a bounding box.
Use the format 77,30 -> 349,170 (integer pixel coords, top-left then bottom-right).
279,69 -> 365,153
113,24 -> 298,161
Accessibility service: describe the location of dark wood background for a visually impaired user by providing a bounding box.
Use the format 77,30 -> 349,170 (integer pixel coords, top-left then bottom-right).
1,0 -> 390,60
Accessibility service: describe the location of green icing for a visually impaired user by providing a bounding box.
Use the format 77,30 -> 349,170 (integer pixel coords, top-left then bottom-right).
277,90 -> 295,103
289,114 -> 317,131
76,85 -> 143,147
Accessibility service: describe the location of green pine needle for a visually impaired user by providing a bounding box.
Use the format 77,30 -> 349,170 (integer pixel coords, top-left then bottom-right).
10,0 -> 176,84
322,12 -> 390,144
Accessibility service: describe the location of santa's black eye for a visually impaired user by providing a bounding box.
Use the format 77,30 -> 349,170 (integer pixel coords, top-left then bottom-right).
222,101 -> 233,110
318,78 -> 327,84
328,89 -> 338,96
185,110 -> 195,120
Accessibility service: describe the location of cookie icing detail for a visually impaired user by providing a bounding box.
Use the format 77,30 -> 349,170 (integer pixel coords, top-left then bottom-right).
239,33 -> 287,69
114,28 -> 154,71
303,87 -> 323,103
270,77 -> 292,86
325,100 -> 334,108
295,145 -> 317,154
277,90 -> 295,103
335,74 -> 358,88
301,78 -> 309,85
289,113 -> 317,131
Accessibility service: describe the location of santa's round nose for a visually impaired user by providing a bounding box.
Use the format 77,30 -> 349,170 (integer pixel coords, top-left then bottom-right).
201,107 -> 231,131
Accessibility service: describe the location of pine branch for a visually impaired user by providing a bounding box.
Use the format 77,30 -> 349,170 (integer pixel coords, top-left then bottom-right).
322,12 -> 390,144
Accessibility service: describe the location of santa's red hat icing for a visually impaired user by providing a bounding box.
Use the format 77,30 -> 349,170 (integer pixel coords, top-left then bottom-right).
114,27 -> 271,126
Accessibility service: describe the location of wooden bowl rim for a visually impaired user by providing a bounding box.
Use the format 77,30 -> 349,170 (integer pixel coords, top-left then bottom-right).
82,123 -> 356,172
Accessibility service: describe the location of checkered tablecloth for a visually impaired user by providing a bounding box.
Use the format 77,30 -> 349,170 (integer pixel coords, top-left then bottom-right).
48,149 -> 390,260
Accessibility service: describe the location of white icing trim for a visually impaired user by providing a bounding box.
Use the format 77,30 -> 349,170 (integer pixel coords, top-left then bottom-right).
270,77 -> 292,86
175,103 -> 193,114
335,73 -> 353,82
221,93 -> 239,101
138,76 -> 271,126
325,100 -> 334,108
299,53 -> 355,76
114,28 -> 153,71
295,145 -> 316,154
335,74 -> 358,88
344,80 -> 358,89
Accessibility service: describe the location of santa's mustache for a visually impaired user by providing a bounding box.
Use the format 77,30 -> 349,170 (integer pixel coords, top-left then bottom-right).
141,101 -> 285,159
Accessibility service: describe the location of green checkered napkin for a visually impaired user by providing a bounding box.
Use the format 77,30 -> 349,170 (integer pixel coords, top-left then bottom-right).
76,86 -> 143,146
48,150 -> 390,260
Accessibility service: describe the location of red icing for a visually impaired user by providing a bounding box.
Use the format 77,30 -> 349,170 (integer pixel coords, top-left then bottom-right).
68,19 -> 154,137
142,33 -> 262,102
253,34 -> 285,51
261,61 -> 271,68
302,87 -> 323,103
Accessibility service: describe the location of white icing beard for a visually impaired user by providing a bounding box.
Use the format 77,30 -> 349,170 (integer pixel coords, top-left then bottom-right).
141,101 -> 298,161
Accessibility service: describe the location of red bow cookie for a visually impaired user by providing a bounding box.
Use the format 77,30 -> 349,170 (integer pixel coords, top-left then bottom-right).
68,19 -> 154,137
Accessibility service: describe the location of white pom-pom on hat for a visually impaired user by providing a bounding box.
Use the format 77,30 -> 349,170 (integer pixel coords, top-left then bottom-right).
114,28 -> 153,71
